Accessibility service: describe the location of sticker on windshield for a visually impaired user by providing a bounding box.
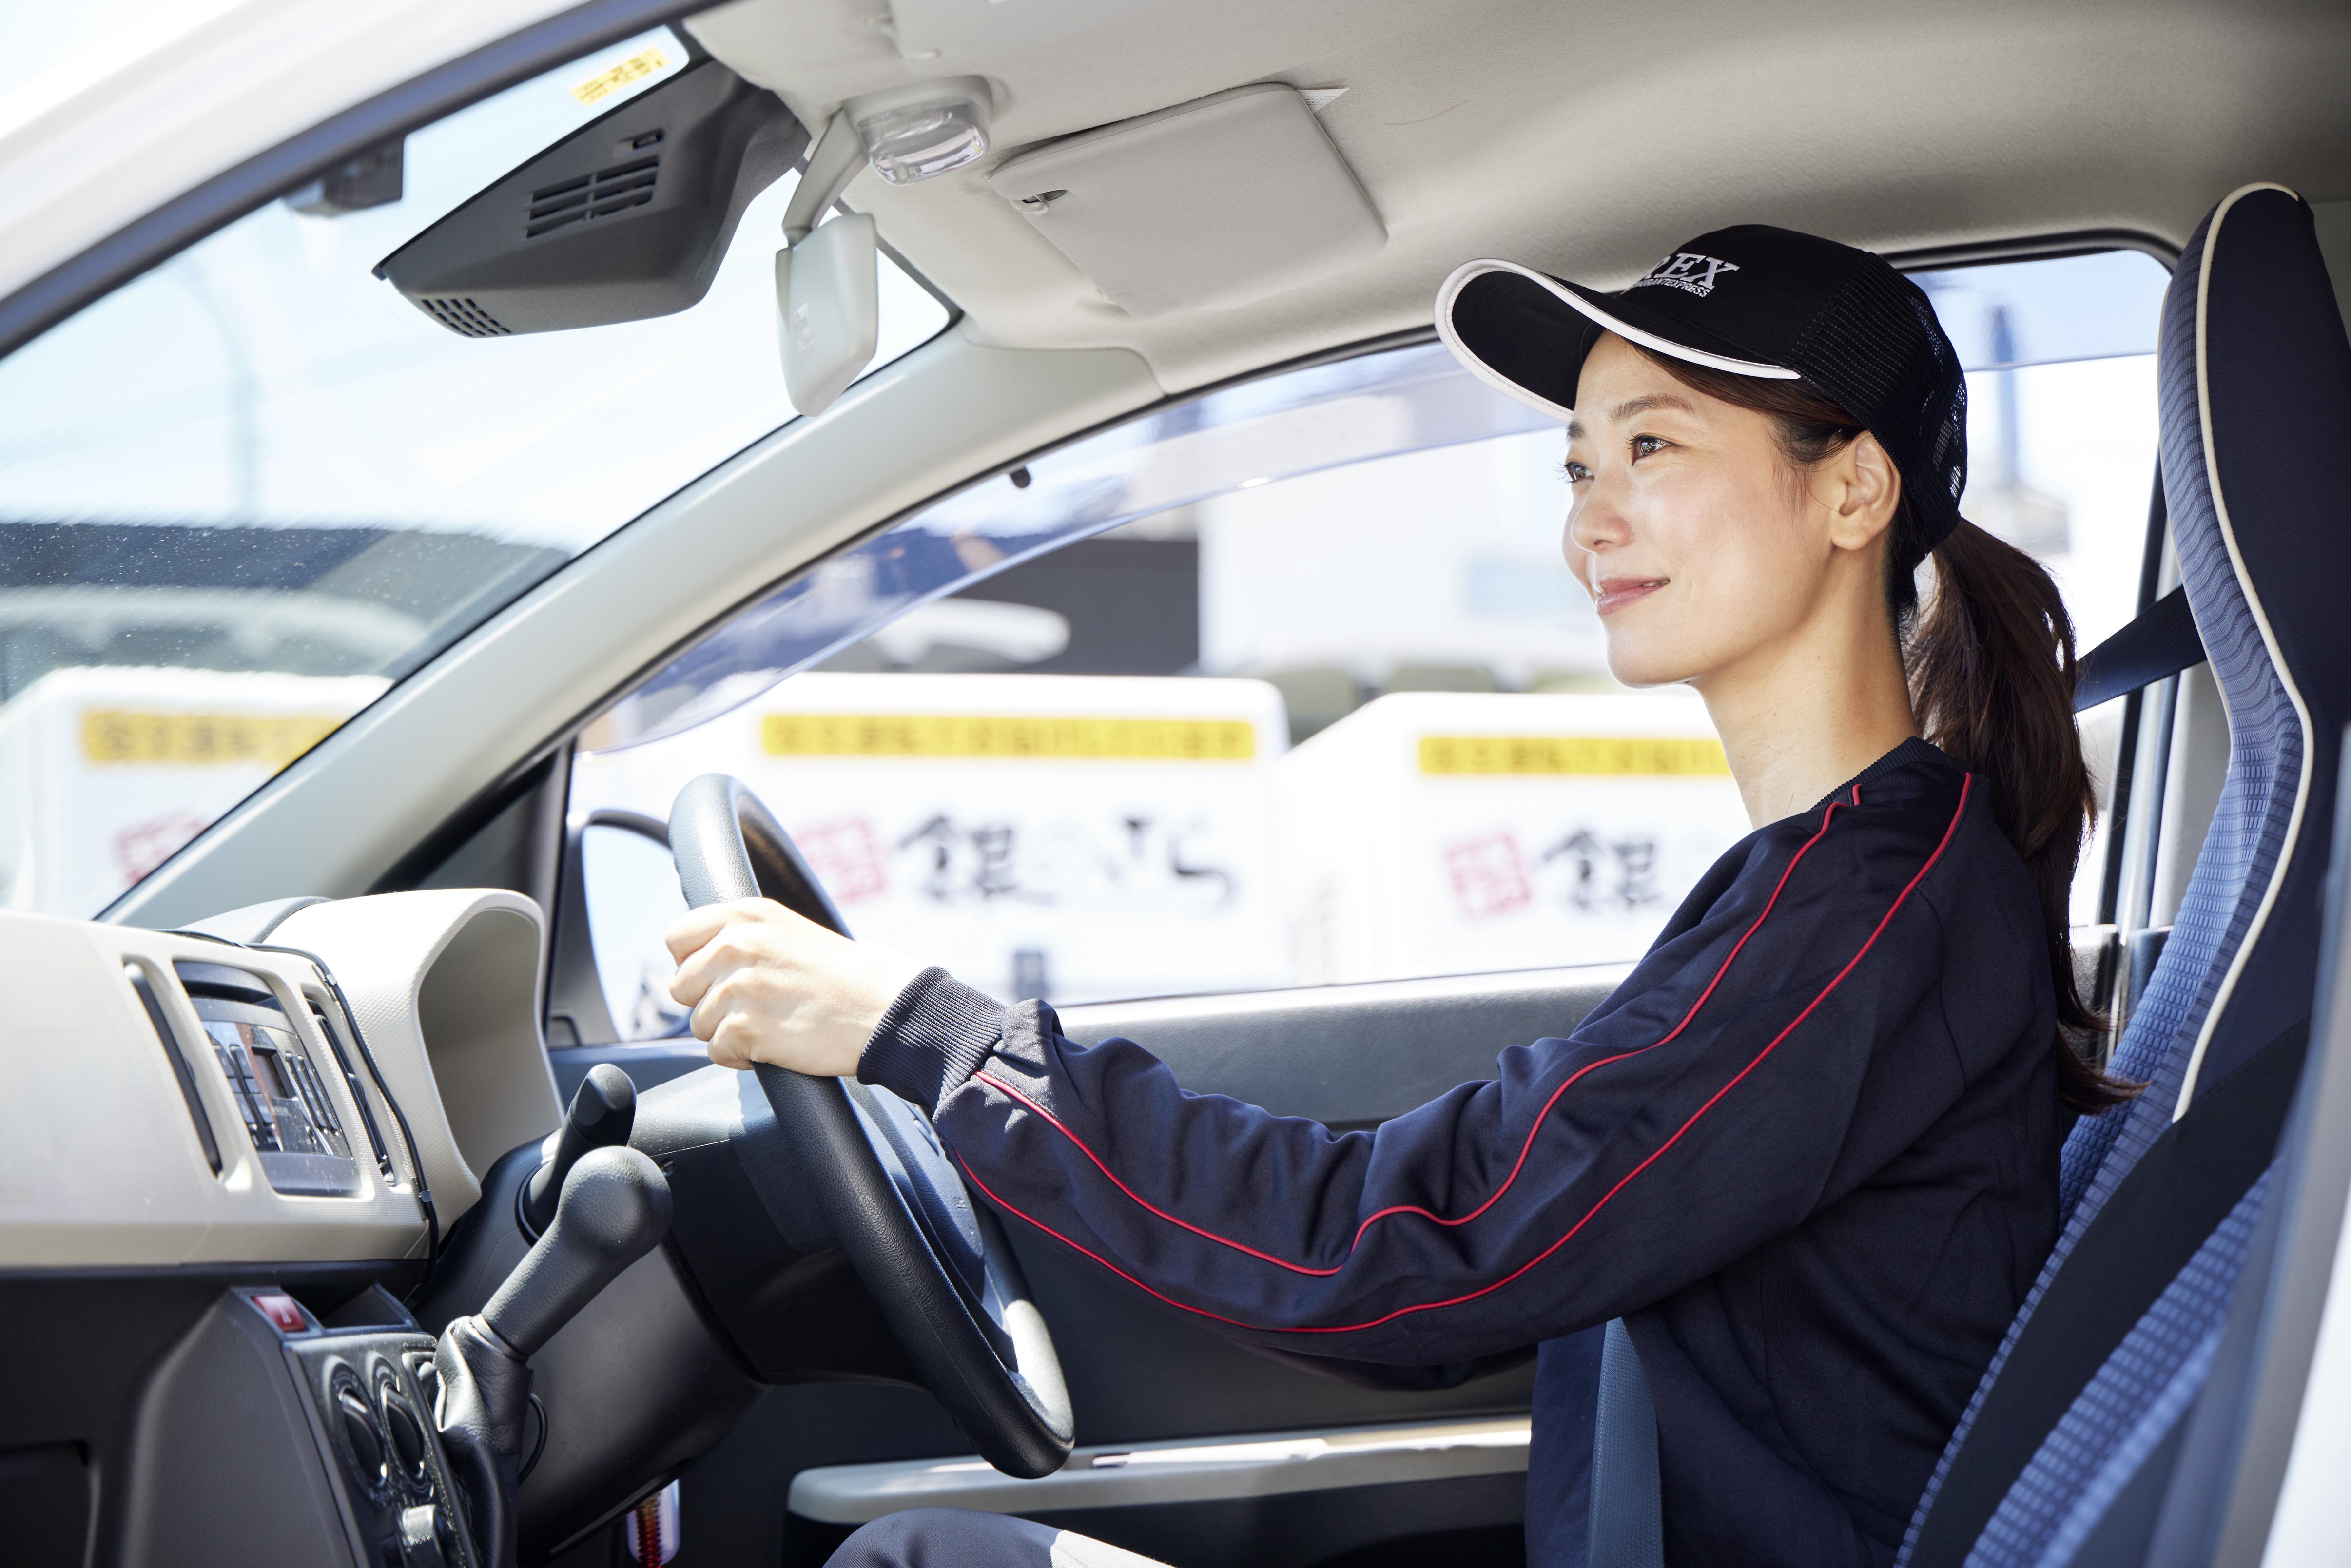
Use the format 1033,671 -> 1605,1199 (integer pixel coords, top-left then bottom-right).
80,711 -> 341,767
571,46 -> 671,107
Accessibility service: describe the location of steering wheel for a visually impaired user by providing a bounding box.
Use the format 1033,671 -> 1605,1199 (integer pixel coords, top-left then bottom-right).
667,773 -> 1074,1479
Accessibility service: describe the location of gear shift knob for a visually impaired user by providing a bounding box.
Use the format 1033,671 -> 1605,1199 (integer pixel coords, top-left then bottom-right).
483,1145 -> 671,1358
520,1064 -> 637,1237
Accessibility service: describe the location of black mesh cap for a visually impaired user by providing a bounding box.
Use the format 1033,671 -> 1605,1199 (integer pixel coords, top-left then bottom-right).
1436,225 -> 1969,552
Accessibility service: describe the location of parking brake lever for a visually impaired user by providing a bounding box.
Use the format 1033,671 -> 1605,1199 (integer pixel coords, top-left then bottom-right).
434,1146 -> 671,1568
519,1064 -> 636,1238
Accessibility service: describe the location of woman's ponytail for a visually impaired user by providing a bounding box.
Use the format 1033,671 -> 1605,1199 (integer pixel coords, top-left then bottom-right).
1633,344 -> 2138,1115
1903,522 -> 2137,1114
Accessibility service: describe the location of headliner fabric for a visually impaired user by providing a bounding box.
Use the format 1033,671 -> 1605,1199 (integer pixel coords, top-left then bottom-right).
687,1 -> 2351,397
1897,184 -> 2351,1563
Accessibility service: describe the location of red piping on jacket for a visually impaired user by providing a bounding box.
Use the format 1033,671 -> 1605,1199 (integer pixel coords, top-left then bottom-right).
971,793 -> 1857,1277
961,773 -> 1973,1336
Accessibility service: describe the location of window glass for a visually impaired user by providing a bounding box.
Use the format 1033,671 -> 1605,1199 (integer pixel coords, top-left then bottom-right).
1913,252 -> 2171,922
570,249 -> 2168,1033
581,820 -> 693,1039
0,28 -> 951,919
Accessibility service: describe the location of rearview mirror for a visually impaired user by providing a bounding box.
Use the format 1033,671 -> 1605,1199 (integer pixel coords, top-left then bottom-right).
776,213 -> 879,416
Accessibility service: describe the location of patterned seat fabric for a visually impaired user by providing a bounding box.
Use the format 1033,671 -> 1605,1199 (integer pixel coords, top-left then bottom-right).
1898,185 -> 2351,1566
1966,1169 -> 2273,1568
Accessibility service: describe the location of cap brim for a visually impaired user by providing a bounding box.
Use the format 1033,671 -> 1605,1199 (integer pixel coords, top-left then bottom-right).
1435,259 -> 1800,423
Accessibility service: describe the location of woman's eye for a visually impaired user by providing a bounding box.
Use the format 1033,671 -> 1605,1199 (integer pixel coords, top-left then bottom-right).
1562,461 -> 1592,483
1631,435 -> 1669,460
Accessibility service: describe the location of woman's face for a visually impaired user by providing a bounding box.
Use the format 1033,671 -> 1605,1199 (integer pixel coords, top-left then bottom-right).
1563,332 -> 1864,690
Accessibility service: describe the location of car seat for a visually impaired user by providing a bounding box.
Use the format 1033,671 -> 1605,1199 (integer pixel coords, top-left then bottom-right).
1894,183 -> 2351,1567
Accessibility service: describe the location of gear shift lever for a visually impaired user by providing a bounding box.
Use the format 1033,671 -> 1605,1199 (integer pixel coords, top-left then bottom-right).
486,1144 -> 670,1355
519,1064 -> 636,1238
435,1145 -> 671,1568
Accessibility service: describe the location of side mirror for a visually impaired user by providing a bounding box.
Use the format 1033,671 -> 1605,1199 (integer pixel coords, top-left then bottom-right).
776,213 -> 878,416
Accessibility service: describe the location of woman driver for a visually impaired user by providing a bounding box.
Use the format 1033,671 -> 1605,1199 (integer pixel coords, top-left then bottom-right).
666,225 -> 2135,1567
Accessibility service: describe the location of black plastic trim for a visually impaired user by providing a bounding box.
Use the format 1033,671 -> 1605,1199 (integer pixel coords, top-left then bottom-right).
2098,467 -> 2176,929
0,0 -> 709,365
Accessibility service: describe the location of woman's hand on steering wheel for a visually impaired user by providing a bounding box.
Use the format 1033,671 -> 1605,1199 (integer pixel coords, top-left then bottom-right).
665,898 -> 927,1076
664,773 -> 1074,1477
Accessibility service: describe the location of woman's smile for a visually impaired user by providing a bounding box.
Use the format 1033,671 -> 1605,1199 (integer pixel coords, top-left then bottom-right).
1592,573 -> 1669,616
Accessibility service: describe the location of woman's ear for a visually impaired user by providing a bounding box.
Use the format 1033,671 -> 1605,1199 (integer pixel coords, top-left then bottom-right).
1824,431 -> 1903,552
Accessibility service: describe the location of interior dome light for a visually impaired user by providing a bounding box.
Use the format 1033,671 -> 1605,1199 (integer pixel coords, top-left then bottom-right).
846,77 -> 993,185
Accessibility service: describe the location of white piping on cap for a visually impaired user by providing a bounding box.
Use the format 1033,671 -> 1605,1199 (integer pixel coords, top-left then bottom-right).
2173,181 -> 2311,1121
1433,258 -> 1800,426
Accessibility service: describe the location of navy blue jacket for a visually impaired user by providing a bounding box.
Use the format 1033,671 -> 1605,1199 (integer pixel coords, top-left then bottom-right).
861,738 -> 2063,1566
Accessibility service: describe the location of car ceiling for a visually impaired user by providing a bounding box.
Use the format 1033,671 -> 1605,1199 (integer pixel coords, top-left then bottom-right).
689,0 -> 2351,393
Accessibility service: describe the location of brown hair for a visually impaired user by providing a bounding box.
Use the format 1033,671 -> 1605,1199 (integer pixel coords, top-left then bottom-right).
1633,345 -> 2137,1115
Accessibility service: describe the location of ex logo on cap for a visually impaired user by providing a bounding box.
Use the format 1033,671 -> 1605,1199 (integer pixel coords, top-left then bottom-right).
1630,252 -> 1740,298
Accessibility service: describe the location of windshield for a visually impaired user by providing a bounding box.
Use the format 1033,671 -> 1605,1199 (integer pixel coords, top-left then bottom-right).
0,27 -> 950,919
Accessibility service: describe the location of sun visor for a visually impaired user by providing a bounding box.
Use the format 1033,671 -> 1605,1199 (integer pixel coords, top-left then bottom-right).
988,83 -> 1385,316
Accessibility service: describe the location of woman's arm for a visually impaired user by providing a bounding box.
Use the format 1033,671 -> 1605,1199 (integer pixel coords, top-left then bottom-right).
673,782 -> 1979,1365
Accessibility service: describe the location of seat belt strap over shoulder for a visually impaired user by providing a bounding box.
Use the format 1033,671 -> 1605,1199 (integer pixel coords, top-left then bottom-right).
1589,1317 -> 1664,1568
2075,584 -> 2204,713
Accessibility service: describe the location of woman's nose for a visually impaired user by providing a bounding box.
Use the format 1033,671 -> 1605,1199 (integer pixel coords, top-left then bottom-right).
1568,479 -> 1630,557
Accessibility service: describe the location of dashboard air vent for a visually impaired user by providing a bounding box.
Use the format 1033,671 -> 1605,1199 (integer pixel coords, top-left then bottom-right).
310,999 -> 394,1177
417,296 -> 510,337
525,150 -> 661,239
125,965 -> 223,1175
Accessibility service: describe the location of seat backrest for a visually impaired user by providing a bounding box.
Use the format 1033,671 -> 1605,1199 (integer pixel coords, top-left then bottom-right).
1898,183 -> 2351,1567
1974,1166 -> 2276,1568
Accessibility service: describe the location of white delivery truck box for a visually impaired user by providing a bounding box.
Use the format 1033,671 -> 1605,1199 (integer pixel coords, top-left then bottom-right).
0,665 -> 389,917
571,672 -> 1292,1013
1279,691 -> 1749,985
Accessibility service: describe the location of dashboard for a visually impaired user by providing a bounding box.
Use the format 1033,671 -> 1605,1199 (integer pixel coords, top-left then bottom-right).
0,890 -> 571,1566
0,889 -> 560,1268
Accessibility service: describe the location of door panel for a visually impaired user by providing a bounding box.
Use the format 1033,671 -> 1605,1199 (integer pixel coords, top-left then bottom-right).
1008,1225 -> 1539,1445
586,966 -> 1627,1567
1062,966 -> 1631,1127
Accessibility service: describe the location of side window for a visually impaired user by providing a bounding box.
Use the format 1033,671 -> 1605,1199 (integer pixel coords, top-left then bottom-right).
565,250 -> 2170,1037
1910,250 -> 2171,928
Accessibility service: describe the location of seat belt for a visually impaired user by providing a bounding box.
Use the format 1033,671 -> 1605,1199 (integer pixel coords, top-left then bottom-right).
2074,584 -> 2204,712
1587,1317 -> 1663,1568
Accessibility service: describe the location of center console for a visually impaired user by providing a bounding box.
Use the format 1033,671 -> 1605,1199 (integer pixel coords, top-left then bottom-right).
265,1297 -> 478,1568
123,1285 -> 478,1568
178,962 -> 380,1198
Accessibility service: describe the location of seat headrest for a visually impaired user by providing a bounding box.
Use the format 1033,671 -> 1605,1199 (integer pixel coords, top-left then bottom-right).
2156,182 -> 2351,1110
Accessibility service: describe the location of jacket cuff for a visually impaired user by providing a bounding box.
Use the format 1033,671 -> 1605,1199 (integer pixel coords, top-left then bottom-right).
857,967 -> 1008,1114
